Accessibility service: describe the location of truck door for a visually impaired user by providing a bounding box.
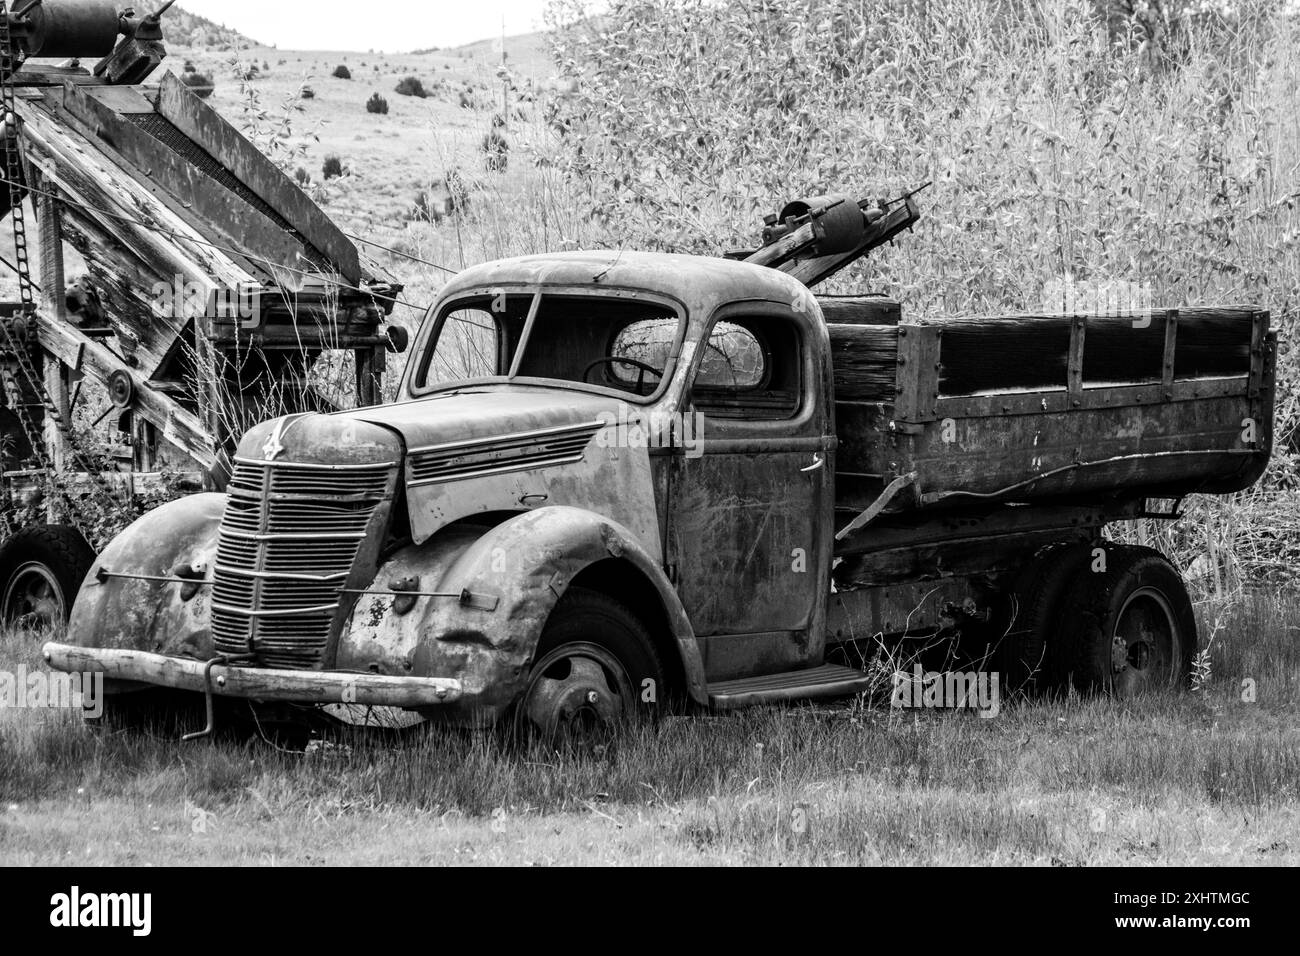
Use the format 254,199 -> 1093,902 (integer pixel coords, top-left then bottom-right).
665,303 -> 834,681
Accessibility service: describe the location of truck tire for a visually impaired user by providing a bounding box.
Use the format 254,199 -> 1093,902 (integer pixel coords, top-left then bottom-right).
996,541 -> 1093,696
1058,545 -> 1196,697
0,526 -> 95,631
515,587 -> 664,745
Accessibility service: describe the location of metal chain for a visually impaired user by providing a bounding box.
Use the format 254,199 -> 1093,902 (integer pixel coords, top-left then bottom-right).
0,3 -> 32,307
0,4 -> 121,544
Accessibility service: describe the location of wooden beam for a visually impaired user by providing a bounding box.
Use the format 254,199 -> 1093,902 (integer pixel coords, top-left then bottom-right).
43,642 -> 463,706
15,93 -> 257,379
155,72 -> 362,283
1161,309 -> 1179,393
10,69 -> 107,88
60,80 -> 305,273
36,184 -> 72,472
1067,314 -> 1087,404
36,310 -> 216,470
356,344 -> 386,407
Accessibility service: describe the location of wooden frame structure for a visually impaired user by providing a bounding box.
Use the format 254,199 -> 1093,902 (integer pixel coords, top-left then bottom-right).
2,57 -> 401,498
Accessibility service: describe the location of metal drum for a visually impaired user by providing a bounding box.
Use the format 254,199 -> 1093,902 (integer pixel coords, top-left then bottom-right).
19,0 -> 122,59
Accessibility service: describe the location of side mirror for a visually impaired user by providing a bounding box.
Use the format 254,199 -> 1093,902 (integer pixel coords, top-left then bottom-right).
385,324 -> 410,354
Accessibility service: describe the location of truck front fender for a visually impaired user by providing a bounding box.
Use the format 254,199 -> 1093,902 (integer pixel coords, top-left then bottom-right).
337,506 -> 706,724
67,494 -> 225,661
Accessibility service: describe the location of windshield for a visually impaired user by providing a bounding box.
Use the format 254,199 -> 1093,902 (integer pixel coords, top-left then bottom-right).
411,291 -> 683,401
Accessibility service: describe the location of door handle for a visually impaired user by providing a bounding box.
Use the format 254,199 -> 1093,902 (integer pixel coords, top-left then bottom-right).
801,452 -> 824,473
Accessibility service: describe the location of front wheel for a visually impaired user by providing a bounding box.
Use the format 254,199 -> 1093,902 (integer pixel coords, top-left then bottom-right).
514,587 -> 664,745
1059,545 -> 1196,697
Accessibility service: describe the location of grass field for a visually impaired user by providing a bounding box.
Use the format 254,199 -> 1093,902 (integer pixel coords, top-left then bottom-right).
2,590 -> 1296,865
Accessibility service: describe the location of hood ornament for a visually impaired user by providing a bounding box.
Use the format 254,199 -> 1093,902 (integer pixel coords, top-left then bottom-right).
262,418 -> 288,461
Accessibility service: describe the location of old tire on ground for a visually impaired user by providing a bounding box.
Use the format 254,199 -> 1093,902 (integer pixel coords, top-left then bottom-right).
514,586 -> 664,745
0,526 -> 95,631
1059,544 -> 1196,697
995,541 -> 1094,696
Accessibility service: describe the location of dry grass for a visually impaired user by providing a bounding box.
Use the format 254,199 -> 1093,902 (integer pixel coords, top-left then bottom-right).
1,590 -> 1296,865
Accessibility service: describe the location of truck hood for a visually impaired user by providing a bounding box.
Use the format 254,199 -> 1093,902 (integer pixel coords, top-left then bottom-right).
342,389 -> 625,452
337,388 -> 663,554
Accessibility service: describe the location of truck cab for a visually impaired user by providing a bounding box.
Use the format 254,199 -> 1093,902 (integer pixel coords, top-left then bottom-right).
398,252 -> 836,680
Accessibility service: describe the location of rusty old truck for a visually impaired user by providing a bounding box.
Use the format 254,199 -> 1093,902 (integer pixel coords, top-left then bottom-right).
42,194 -> 1274,740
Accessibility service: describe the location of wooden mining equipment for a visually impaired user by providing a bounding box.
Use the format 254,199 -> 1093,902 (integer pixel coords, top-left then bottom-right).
0,0 -> 405,627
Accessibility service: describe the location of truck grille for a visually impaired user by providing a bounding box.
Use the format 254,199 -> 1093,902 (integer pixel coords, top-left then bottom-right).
212,458 -> 397,669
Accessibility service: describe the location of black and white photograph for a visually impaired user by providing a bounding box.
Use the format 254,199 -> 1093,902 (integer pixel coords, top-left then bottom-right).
0,0 -> 1294,908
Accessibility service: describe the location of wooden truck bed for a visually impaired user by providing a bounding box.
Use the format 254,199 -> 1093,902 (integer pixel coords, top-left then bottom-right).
827,304 -> 1275,524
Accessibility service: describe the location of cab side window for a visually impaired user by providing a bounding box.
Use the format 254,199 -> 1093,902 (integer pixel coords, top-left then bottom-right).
692,314 -> 802,420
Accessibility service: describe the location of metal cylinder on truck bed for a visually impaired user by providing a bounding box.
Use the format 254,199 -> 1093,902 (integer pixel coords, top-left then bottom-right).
16,0 -> 122,59
767,195 -> 872,257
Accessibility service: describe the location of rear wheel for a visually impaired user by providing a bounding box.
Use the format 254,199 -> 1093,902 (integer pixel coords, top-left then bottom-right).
1059,545 -> 1195,697
515,587 -> 664,746
0,526 -> 95,632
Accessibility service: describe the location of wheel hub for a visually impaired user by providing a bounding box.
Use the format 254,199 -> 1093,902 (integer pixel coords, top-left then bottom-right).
520,643 -> 631,744
3,562 -> 64,631
1110,587 -> 1179,695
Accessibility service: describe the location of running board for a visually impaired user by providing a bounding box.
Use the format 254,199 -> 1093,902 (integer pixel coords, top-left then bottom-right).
707,663 -> 874,710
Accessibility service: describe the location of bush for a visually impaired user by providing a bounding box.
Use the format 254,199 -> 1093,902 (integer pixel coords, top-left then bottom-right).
301,85 -> 316,100
394,76 -> 428,98
332,64 -> 352,80
410,169 -> 470,223
411,191 -> 439,223
321,155 -> 344,180
180,71 -> 215,98
366,93 -> 390,115
182,59 -> 196,73
481,128 -> 508,173
294,167 -> 311,186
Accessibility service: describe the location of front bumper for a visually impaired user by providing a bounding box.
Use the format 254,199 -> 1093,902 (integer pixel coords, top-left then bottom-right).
42,642 -> 462,708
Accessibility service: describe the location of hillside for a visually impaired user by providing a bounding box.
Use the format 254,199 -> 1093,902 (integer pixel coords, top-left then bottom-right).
437,30 -> 553,79
165,5 -> 261,51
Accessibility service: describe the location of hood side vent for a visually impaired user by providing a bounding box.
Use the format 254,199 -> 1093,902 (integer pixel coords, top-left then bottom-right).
407,421 -> 603,487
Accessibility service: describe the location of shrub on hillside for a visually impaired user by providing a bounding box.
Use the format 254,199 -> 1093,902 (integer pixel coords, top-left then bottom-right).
332,64 -> 352,80
481,127 -> 508,173
366,93 -> 390,115
180,71 -> 214,98
321,155 -> 344,180
394,76 -> 428,98
411,190 -> 439,223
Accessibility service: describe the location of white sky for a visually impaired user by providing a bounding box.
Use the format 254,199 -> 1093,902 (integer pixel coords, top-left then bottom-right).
178,1 -> 555,52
